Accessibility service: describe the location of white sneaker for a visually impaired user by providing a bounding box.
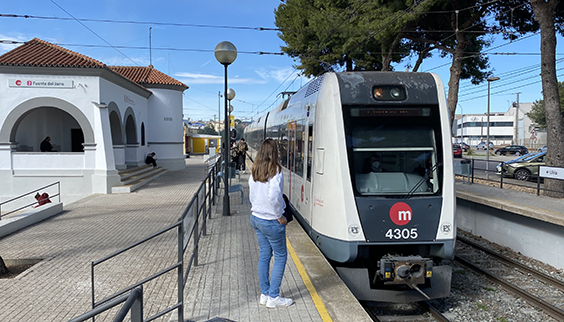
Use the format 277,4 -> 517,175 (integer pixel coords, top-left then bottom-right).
266,296 -> 294,308
260,294 -> 269,305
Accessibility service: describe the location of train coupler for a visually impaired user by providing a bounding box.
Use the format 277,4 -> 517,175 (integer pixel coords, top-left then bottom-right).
378,255 -> 434,286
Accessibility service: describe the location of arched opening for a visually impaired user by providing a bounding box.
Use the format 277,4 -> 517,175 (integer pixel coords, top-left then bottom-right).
0,97 -> 94,146
14,107 -> 84,152
109,111 -> 123,145
141,122 -> 146,146
125,115 -> 137,144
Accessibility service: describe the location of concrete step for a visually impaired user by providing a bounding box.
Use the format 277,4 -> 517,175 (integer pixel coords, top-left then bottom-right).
117,164 -> 154,181
111,167 -> 168,193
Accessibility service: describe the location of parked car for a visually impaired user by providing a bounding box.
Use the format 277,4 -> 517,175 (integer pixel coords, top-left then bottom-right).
494,145 -> 528,156
538,145 -> 547,153
496,151 -> 546,181
456,142 -> 470,151
453,144 -> 463,158
477,141 -> 494,150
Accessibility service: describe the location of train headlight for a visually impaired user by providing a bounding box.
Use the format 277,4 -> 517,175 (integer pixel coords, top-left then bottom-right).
390,87 -> 402,98
372,85 -> 406,101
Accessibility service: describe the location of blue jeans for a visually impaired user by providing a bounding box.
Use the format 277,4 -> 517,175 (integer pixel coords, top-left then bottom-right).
250,215 -> 287,299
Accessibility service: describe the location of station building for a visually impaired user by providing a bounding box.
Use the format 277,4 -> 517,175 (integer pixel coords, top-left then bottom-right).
0,38 -> 188,203
454,102 -> 546,148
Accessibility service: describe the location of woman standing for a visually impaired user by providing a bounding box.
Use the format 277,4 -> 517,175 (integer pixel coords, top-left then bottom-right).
249,139 -> 294,308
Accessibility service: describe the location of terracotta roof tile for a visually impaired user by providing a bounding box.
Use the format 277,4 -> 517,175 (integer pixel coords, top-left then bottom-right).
109,65 -> 188,89
0,38 -> 106,68
0,38 -> 187,91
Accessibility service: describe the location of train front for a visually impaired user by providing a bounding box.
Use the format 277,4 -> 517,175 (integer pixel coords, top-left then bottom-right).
332,72 -> 455,302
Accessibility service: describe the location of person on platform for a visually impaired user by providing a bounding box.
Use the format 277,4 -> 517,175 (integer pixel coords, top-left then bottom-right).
249,139 -> 294,308
237,138 -> 249,172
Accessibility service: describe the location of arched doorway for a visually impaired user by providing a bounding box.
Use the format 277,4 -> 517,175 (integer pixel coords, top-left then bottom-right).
13,107 -> 84,152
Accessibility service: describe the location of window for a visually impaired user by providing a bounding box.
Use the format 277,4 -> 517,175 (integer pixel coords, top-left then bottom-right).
350,125 -> 439,195
307,124 -> 313,181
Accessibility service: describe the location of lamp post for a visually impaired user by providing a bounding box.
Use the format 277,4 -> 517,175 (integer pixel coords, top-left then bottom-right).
486,76 -> 500,179
227,88 -> 236,142
215,41 -> 237,216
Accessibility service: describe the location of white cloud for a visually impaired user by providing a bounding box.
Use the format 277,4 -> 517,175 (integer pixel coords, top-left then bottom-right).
254,67 -> 296,83
0,34 -> 30,54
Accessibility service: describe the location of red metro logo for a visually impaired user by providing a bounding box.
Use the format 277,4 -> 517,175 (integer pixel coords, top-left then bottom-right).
389,202 -> 413,226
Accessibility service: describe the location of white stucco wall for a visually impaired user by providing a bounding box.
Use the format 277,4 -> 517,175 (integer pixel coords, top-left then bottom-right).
0,68 -> 186,204
146,87 -> 185,170
100,78 -> 150,168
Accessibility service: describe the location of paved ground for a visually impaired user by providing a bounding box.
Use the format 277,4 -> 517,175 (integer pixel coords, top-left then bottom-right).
0,157 -> 209,321
0,156 -> 368,322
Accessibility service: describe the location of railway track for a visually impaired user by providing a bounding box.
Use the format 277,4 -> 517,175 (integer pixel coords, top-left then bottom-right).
456,235 -> 564,321
361,300 -> 451,322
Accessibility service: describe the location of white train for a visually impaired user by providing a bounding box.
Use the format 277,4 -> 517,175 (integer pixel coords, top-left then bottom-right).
245,72 -> 456,302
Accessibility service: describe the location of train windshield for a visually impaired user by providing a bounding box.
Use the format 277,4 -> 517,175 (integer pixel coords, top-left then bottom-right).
348,124 -> 440,196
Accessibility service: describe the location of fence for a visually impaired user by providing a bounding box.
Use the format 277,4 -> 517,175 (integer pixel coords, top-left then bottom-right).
455,158 -> 564,196
0,182 -> 60,220
69,157 -> 223,322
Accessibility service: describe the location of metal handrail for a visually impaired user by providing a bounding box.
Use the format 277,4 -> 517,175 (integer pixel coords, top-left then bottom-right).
76,156 -> 223,322
68,286 -> 143,322
0,181 -> 61,219
460,158 -> 564,196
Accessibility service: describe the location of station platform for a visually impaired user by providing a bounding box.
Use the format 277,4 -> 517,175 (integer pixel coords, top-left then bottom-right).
455,180 -> 564,228
0,156 -> 370,322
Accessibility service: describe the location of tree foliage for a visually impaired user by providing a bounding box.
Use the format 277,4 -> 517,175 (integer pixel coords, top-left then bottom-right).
527,82 -> 564,127
275,0 -> 495,126
494,0 -> 564,196
199,123 -> 218,135
274,0 -> 418,75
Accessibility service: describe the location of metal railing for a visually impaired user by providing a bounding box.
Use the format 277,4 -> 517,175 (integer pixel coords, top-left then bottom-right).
69,157 -> 223,322
68,287 -> 143,322
0,182 -> 61,220
456,158 -> 564,197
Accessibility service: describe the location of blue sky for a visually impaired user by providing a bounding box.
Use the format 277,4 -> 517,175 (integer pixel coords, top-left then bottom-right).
1,0 -> 563,122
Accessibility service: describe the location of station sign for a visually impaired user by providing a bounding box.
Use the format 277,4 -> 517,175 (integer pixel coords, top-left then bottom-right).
540,166 -> 564,180
9,78 -> 74,89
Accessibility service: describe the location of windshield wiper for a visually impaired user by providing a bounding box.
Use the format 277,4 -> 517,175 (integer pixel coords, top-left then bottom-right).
404,163 -> 441,199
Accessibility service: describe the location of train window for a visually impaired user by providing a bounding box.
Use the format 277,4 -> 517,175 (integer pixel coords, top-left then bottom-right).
288,122 -> 295,173
350,125 -> 439,195
307,124 -> 313,181
279,125 -> 288,168
294,121 -> 305,177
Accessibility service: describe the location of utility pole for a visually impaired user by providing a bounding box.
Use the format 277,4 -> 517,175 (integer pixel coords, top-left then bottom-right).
513,92 -> 520,145
218,91 -> 222,133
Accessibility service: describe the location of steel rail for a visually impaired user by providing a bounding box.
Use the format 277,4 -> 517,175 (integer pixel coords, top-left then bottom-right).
422,301 -> 451,322
455,255 -> 564,321
458,235 -> 564,291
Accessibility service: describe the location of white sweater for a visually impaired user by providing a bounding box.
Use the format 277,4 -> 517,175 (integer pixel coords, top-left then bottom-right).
249,170 -> 285,220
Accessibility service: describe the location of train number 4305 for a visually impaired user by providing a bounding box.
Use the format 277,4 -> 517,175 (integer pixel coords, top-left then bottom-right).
385,228 -> 418,240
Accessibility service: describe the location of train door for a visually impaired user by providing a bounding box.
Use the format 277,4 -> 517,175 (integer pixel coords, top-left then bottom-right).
293,120 -> 306,213
302,122 -> 314,224
287,121 -> 296,201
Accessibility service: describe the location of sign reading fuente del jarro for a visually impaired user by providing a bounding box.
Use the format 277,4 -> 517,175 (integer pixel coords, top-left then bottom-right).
9,79 -> 74,89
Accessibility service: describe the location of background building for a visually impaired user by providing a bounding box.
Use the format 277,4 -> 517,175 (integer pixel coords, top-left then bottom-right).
0,38 -> 188,204
454,102 -> 546,148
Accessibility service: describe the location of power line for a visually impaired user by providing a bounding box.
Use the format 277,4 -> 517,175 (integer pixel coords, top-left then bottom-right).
0,40 -> 284,56
0,13 -> 279,31
49,0 -> 138,66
